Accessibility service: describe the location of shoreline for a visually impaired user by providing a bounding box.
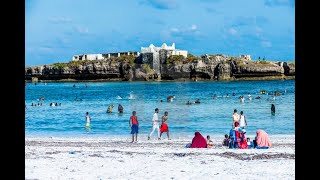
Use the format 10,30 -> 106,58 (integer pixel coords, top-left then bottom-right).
25,76 -> 295,83
26,135 -> 295,179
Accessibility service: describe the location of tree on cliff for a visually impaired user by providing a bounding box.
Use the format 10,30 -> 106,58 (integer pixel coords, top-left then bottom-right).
186,54 -> 197,62
118,55 -> 136,65
167,55 -> 185,64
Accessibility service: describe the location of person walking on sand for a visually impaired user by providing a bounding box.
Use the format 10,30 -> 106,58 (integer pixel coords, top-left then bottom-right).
148,108 -> 160,140
160,111 -> 171,140
129,111 -> 139,143
85,112 -> 91,128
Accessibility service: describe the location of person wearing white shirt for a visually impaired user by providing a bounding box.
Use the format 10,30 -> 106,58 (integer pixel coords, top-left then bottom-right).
148,108 -> 161,140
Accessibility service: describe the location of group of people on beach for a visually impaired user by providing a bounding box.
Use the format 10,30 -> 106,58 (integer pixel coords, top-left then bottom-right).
130,108 -> 170,143
84,104 -> 272,149
184,107 -> 271,149
84,108 -> 170,143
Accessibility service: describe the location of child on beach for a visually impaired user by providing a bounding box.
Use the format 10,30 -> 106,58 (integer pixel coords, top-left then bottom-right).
247,137 -> 252,148
206,135 -> 214,148
129,111 -> 139,143
223,134 -> 229,147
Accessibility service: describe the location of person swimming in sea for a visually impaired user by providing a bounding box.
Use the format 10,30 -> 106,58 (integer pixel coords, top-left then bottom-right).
240,96 -> 245,103
271,104 -> 275,115
213,94 -> 217,99
118,104 -> 124,113
194,99 -> 200,104
107,105 -> 114,113
186,101 -> 193,105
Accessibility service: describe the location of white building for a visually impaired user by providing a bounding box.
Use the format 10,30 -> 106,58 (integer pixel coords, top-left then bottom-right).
141,43 -> 188,58
72,54 -> 104,61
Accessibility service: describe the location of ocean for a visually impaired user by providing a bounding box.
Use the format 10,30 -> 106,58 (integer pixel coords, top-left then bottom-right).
25,80 -> 295,138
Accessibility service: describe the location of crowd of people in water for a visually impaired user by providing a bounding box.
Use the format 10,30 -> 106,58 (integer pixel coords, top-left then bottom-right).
27,83 -> 277,149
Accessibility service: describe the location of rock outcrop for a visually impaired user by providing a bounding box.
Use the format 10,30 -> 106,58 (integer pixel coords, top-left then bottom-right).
25,55 -> 295,81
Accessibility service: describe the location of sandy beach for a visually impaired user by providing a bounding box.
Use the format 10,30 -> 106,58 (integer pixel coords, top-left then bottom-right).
25,135 -> 295,180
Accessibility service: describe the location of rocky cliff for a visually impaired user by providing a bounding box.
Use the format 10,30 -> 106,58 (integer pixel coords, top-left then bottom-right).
25,55 -> 295,82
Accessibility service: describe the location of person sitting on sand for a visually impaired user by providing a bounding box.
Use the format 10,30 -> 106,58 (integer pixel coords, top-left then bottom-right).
118,104 -> 124,113
160,111 -> 171,140
234,121 -> 246,134
254,130 -> 271,149
187,132 -> 207,148
206,135 -> 214,148
129,111 -> 139,143
107,105 -> 114,113
222,134 -> 229,147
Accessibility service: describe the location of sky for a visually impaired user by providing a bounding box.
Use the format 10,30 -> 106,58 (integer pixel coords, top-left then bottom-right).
25,0 -> 295,66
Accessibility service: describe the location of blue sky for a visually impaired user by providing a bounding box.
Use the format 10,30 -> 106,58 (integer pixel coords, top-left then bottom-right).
26,0 -> 295,66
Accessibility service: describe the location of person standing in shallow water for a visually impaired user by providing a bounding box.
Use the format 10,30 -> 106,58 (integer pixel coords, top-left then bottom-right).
232,109 -> 240,128
118,104 -> 124,113
271,104 -> 276,115
148,108 -> 160,140
239,111 -> 248,129
85,112 -> 91,129
160,111 -> 171,140
129,111 -> 139,143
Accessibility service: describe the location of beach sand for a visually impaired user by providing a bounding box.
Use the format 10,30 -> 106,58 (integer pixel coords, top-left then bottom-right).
25,135 -> 295,180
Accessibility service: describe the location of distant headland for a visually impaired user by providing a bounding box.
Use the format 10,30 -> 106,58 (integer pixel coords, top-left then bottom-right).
25,43 -> 295,82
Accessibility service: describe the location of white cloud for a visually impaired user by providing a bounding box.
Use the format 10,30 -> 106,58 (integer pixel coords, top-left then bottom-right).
190,24 -> 197,31
169,24 -> 198,34
261,41 -> 272,47
170,28 -> 179,33
228,28 -> 237,35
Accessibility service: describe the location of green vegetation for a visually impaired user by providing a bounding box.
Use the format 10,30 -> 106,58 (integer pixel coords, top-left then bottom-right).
167,55 -> 185,64
183,54 -> 198,63
259,60 -> 270,64
143,64 -> 153,73
118,55 -> 135,62
52,62 -> 67,69
236,59 -> 245,67
67,60 -> 82,68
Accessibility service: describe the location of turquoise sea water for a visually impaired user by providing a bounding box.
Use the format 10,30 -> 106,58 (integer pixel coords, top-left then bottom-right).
25,80 -> 295,137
